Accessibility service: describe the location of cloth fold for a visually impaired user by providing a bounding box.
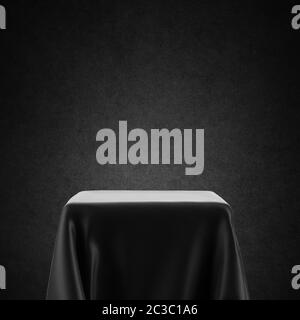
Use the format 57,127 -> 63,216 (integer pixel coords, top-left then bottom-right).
47,196 -> 248,300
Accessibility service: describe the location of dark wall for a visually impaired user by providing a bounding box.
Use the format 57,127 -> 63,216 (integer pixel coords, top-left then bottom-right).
0,0 -> 299,299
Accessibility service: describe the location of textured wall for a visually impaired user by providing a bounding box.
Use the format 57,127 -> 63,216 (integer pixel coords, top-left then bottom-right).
0,0 -> 299,299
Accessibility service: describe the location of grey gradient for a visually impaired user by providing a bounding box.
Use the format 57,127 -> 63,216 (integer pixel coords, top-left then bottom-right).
0,0 -> 299,299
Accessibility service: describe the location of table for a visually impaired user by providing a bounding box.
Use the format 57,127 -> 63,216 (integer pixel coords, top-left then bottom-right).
46,191 -> 249,300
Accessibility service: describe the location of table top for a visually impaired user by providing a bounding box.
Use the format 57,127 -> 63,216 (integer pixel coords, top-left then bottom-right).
66,190 -> 228,205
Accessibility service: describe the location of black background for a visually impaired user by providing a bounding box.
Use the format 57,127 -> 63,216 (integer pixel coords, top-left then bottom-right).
0,0 -> 299,299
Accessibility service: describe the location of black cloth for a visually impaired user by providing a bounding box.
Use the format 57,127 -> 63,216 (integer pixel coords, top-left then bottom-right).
46,202 -> 249,300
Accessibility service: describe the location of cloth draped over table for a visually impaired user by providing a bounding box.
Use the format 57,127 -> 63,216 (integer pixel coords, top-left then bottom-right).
46,202 -> 249,300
